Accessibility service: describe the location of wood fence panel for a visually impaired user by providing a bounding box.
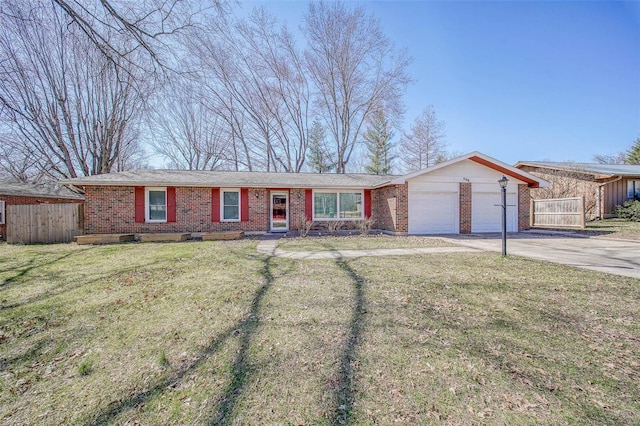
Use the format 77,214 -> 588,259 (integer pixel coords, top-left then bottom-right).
7,203 -> 84,244
531,197 -> 585,229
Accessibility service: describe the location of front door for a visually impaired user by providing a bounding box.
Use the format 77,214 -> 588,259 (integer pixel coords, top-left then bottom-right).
270,192 -> 289,232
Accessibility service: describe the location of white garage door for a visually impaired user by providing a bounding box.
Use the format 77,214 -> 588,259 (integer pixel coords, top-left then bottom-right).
408,192 -> 459,234
472,192 -> 517,232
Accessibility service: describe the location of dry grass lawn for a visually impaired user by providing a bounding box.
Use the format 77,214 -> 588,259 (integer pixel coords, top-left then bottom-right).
0,239 -> 639,425
277,234 -> 455,251
584,219 -> 640,241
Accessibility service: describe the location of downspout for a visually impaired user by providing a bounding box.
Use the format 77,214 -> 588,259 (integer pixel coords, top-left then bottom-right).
597,176 -> 622,219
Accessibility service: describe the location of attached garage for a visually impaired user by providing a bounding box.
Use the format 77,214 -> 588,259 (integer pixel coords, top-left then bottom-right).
394,152 -> 547,235
471,185 -> 518,232
408,190 -> 458,234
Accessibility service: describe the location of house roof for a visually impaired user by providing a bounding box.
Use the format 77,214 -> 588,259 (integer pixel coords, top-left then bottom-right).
515,161 -> 640,179
391,152 -> 549,188
0,180 -> 84,199
60,169 -> 396,190
60,152 -> 551,191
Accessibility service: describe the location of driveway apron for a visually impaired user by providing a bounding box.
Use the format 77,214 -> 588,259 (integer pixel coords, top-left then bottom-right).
442,234 -> 640,279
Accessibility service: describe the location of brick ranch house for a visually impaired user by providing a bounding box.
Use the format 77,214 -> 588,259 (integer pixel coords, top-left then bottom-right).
0,181 -> 84,240
61,152 -> 547,236
515,161 -> 640,220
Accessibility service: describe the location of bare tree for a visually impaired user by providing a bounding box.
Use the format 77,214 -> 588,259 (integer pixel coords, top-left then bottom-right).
242,9 -> 313,172
186,7 -> 314,172
529,164 -> 598,219
46,0 -> 221,74
149,79 -> 230,170
0,0 -> 146,179
592,152 -> 627,165
0,132 -> 49,182
399,106 -> 447,171
303,1 -> 410,173
189,15 -> 274,171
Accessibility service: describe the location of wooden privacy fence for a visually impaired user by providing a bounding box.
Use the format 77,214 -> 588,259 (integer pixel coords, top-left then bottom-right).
7,203 -> 84,244
530,196 -> 585,229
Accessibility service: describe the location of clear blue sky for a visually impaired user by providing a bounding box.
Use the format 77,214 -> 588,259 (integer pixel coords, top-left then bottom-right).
245,0 -> 640,164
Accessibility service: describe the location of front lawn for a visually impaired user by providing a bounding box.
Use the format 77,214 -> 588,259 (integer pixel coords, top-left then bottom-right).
1,240 -> 638,424
584,218 -> 640,240
277,234 -> 456,251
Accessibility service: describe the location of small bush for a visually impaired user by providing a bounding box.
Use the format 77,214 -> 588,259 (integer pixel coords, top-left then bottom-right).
77,357 -> 94,376
616,200 -> 640,221
299,218 -> 315,237
357,217 -> 375,235
327,220 -> 344,234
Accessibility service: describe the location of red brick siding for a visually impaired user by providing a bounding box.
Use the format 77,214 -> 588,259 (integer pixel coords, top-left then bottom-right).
371,184 -> 408,234
83,182 -> 535,235
459,182 -> 472,234
0,195 -> 83,240
288,188 -> 307,231
84,186 -> 272,234
518,184 -> 531,231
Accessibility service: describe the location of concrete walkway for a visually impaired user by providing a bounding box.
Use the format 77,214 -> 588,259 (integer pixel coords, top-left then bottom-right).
257,233 -> 640,279
256,235 -> 479,259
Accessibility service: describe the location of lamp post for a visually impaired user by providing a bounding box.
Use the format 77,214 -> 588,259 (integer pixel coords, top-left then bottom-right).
498,175 -> 509,257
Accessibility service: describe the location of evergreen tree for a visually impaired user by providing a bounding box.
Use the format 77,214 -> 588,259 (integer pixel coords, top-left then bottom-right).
626,136 -> 640,164
307,119 -> 335,173
363,110 -> 395,174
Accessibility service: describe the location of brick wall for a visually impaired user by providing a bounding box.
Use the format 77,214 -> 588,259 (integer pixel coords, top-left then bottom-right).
85,186 -> 273,234
83,183 -> 536,236
459,182 -> 472,234
371,184 -> 408,234
288,188 -> 307,231
518,184 -> 531,231
85,186 -> 336,234
0,194 -> 83,240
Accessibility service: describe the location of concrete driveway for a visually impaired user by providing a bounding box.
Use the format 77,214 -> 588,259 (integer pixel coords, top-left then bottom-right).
443,233 -> 640,279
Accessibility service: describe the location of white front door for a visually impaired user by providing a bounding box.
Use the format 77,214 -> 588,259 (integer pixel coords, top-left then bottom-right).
270,192 -> 289,232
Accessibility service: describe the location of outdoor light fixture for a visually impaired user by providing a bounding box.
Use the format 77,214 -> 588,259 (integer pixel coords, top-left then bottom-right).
498,175 -> 509,256
498,175 -> 509,189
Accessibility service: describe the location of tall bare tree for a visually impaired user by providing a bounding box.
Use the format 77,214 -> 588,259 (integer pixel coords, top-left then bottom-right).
0,0 -> 145,180
186,7 -> 314,172
399,106 -> 447,171
48,0 -> 219,74
149,79 -> 230,170
303,1 -> 410,173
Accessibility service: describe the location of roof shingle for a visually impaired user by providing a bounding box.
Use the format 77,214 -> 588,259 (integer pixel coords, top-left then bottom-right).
60,169 -> 396,189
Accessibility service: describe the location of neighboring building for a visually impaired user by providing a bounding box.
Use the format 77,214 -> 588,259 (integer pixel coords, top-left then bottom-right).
0,181 -> 84,240
61,152 -> 547,236
515,162 -> 640,219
